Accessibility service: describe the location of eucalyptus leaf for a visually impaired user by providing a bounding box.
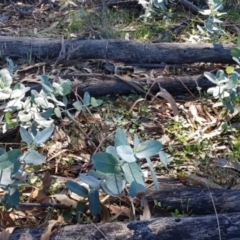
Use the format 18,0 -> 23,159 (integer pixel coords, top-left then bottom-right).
73,101 -> 82,111
158,150 -> 171,168
90,97 -> 103,107
54,107 -> 61,118
79,173 -> 100,190
0,69 -> 12,88
34,126 -> 54,145
40,108 -> 53,119
106,146 -> 118,158
4,187 -> 20,209
121,162 -> 145,197
22,150 -> 46,165
0,167 -> 13,186
135,140 -> 161,158
133,134 -> 140,151
114,128 -> 129,147
20,127 -> 34,145
88,189 -> 101,216
116,145 -> 136,163
129,181 -> 147,198
0,150 -> 22,170
100,174 -> 125,197
83,92 -> 91,106
92,152 -> 121,174
65,180 -> 88,198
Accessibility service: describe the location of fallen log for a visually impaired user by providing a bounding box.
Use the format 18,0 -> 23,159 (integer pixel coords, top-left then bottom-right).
143,178 -> 240,215
25,73 -> 214,97
0,36 -> 235,64
8,212 -> 240,240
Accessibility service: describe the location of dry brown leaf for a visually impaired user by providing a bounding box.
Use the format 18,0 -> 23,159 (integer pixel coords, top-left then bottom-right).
178,174 -> 222,189
0,212 -> 15,228
41,171 -> 51,194
40,215 -> 64,240
189,104 -> 206,125
100,203 -> 111,223
0,227 -> 16,240
153,86 -> 178,116
40,194 -> 77,208
140,197 -> 151,220
109,205 -> 132,219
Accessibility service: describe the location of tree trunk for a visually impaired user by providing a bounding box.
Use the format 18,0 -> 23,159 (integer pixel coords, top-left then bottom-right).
0,37 -> 235,64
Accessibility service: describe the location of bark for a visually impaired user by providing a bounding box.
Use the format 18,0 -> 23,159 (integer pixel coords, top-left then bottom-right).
0,36 -> 235,64
8,212 -> 240,240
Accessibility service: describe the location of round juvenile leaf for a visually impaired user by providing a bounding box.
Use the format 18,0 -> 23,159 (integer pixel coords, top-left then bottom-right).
106,146 -> 118,158
34,126 -> 54,145
204,72 -> 217,84
100,174 -> 125,197
22,150 -> 46,165
73,101 -> 82,111
226,66 -> 234,75
79,174 -> 100,190
121,162 -> 145,190
91,97 -> 103,107
83,92 -> 91,106
135,140 -> 161,158
129,181 -> 146,198
92,152 -> 121,174
65,180 -> 88,198
116,145 -> 136,163
158,150 -> 172,168
114,128 -> 129,147
20,127 -> 34,145
0,150 -> 22,170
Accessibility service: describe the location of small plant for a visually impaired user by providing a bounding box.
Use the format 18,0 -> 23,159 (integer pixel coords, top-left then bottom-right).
66,128 -> 172,216
205,34 -> 240,112
0,60 -> 104,210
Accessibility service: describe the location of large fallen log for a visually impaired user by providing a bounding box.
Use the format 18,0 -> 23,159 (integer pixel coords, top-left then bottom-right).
143,178 -> 240,215
26,73 -> 214,97
8,212 -> 240,240
0,36 -> 235,64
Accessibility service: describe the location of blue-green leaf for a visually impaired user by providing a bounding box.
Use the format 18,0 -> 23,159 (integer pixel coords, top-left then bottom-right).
0,150 -> 22,170
121,162 -> 145,197
135,140 -> 161,158
101,174 -> 125,197
22,150 -> 46,165
79,174 -> 100,190
88,190 -> 101,216
158,150 -> 171,168
83,92 -> 91,106
73,101 -> 82,111
34,126 -> 54,145
91,97 -> 103,107
133,134 -> 140,151
4,187 -> 20,209
129,181 -> 146,198
65,180 -> 88,198
92,152 -> 121,174
116,145 -> 136,163
114,128 -> 129,147
20,127 -> 34,145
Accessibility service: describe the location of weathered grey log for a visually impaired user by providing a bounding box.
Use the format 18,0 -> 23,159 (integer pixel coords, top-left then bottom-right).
143,178 -> 240,215
25,73 -> 214,97
0,36 -> 235,64
8,212 -> 240,240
